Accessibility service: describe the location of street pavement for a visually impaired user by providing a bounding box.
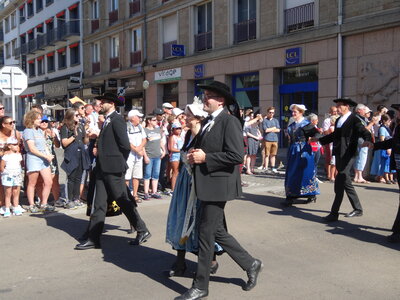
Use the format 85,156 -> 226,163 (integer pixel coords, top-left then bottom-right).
1,162 -> 400,299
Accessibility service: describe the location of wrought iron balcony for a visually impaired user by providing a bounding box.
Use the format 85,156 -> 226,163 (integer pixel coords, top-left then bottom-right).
92,62 -> 100,74
110,57 -> 119,70
91,19 -> 99,33
130,0 -> 140,15
194,31 -> 212,52
130,50 -> 142,65
163,40 -> 177,59
109,10 -> 118,25
285,2 -> 314,33
233,18 -> 256,44
28,39 -> 37,53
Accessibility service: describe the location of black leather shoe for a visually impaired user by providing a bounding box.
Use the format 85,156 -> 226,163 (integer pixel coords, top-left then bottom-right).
174,288 -> 208,300
75,239 -> 101,250
243,259 -> 263,291
345,210 -> 363,218
168,263 -> 187,277
281,198 -> 294,207
129,231 -> 151,245
322,213 -> 339,222
305,196 -> 316,204
210,261 -> 219,274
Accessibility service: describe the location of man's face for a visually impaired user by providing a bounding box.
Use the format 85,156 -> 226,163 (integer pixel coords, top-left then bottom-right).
357,108 -> 366,117
100,101 -> 114,114
156,114 -> 164,121
163,107 -> 172,115
336,103 -> 349,115
130,115 -> 140,126
85,105 -> 93,116
267,110 -> 275,119
202,90 -> 224,114
330,107 -> 338,115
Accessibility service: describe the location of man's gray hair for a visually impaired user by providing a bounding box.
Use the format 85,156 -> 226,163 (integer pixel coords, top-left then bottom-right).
308,113 -> 318,122
355,103 -> 366,112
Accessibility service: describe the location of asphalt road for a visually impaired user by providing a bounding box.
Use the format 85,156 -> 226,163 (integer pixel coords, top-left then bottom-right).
1,166 -> 400,300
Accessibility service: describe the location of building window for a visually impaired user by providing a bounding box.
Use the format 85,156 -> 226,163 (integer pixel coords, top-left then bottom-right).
234,0 -> 256,44
284,1 -> 314,33
11,39 -> 17,57
195,2 -> 212,52
232,72 -> 259,108
110,36 -> 119,70
27,1 -> 34,18
163,14 -> 177,58
36,0 -> 43,13
58,49 -> 67,69
11,12 -> 16,29
46,0 -> 53,6
5,17 -> 10,33
70,43 -> 80,65
92,0 -> 99,32
37,57 -> 44,75
28,60 -> 35,77
5,43 -> 10,59
92,43 -> 100,74
19,5 -> 25,24
131,28 -> 142,65
110,0 -> 119,11
47,53 -> 55,72
129,0 -> 140,15
109,0 -> 118,25
163,83 -> 178,107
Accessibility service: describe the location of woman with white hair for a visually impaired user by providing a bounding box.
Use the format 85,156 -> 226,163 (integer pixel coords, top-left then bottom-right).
283,104 -> 321,206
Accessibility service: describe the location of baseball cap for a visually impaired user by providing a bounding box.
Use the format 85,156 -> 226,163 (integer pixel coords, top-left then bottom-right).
171,122 -> 182,129
128,109 -> 144,118
41,115 -> 49,122
153,108 -> 164,115
162,102 -> 174,109
172,107 -> 184,116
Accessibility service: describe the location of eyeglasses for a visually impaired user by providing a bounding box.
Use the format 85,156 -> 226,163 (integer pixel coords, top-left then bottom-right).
0,107 -> 4,110
3,121 -> 15,125
268,111 -> 275,114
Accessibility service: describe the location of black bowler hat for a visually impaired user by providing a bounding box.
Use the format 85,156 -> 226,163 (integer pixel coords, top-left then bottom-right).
390,104 -> 400,111
153,108 -> 164,115
333,97 -> 357,107
96,92 -> 125,107
197,81 -> 237,106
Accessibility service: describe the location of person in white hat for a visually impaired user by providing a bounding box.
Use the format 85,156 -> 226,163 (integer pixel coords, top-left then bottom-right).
125,110 -> 146,203
162,102 -> 174,116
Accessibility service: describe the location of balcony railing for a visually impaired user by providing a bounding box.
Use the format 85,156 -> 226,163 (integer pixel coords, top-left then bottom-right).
130,0 -> 140,15
130,50 -> 142,65
109,10 -> 118,25
37,34 -> 45,49
0,30 -> 3,42
92,62 -> 100,74
233,18 -> 256,44
285,2 -> 314,33
194,31 -> 212,52
110,57 -> 119,70
46,28 -> 56,45
28,39 -> 37,53
163,40 -> 177,59
91,19 -> 99,32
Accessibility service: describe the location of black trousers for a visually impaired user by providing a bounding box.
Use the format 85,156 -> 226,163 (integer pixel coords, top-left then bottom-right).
193,201 -> 254,290
331,157 -> 363,214
87,169 -> 147,243
67,162 -> 83,201
392,170 -> 400,233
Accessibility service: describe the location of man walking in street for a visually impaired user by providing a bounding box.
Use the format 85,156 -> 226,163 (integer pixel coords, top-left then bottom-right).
318,98 -> 372,222
75,93 -> 150,250
261,106 -> 280,173
175,81 -> 262,300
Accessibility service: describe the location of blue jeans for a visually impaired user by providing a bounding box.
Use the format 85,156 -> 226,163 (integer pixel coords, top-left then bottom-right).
144,157 -> 161,180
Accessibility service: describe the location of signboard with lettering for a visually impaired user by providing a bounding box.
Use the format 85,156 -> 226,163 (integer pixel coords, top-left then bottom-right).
171,44 -> 185,56
285,47 -> 301,66
194,64 -> 204,79
155,68 -> 182,83
108,78 -> 117,88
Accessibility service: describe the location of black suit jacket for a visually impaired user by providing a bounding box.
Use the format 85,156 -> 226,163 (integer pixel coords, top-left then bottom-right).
193,109 -> 244,202
97,111 -> 130,173
319,113 -> 371,169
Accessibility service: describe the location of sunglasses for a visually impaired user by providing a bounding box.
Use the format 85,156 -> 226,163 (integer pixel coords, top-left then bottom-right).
0,107 -> 4,110
3,121 -> 15,125
74,114 -> 79,117
41,120 -> 49,123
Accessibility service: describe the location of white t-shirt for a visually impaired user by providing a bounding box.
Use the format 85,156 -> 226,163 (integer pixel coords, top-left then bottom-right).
2,153 -> 22,175
127,122 -> 146,161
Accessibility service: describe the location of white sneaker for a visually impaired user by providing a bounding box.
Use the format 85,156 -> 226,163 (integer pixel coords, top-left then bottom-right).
12,205 -> 26,213
256,166 -> 264,170
0,206 -> 6,215
272,168 -> 278,174
3,208 -> 11,218
12,206 -> 23,216
316,178 -> 323,183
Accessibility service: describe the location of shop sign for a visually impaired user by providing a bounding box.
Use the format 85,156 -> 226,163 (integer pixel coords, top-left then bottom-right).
171,44 -> 185,57
44,80 -> 68,97
108,78 -> 118,88
194,64 -> 204,79
91,87 -> 101,95
155,68 -> 181,83
285,47 -> 301,66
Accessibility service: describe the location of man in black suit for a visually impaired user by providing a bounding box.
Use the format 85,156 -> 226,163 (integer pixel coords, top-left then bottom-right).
75,93 -> 150,250
318,98 -> 372,222
175,81 -> 262,300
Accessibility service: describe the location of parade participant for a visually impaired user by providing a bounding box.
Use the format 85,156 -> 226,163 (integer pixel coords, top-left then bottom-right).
373,104 -> 400,242
23,110 -> 55,213
318,98 -> 372,222
282,104 -> 320,206
0,137 -> 23,217
175,81 -> 262,300
75,93 -> 150,250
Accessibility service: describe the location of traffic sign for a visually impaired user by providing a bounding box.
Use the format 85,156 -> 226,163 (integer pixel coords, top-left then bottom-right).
0,66 -> 28,96
0,65 -> 28,120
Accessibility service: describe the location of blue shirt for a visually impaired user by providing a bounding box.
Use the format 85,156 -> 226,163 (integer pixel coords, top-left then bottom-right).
262,118 -> 280,142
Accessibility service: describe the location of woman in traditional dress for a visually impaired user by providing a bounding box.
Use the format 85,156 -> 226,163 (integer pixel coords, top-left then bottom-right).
166,100 -> 221,277
283,104 -> 320,206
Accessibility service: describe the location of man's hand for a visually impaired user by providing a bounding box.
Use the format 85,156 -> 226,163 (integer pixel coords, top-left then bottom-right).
187,148 -> 206,164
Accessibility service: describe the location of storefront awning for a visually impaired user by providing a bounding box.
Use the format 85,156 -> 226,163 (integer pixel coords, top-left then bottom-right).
235,92 -> 253,109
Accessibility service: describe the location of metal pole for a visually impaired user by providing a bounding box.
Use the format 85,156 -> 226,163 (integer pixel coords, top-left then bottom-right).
10,68 -> 16,120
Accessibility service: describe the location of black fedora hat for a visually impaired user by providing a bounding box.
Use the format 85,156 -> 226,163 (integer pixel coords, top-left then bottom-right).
197,81 -> 237,106
96,92 -> 125,107
391,104 -> 400,111
333,97 -> 357,107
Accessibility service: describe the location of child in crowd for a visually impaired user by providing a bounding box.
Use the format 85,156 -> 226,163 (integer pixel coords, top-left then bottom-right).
0,137 -> 23,217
